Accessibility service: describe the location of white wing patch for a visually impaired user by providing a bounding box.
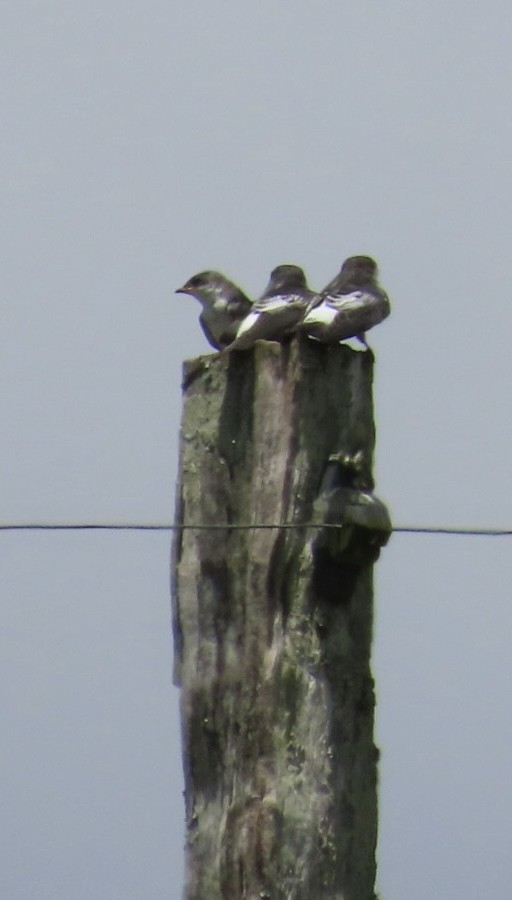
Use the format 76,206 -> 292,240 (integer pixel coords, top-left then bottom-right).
302,302 -> 338,326
254,293 -> 303,313
325,290 -> 365,312
235,311 -> 261,338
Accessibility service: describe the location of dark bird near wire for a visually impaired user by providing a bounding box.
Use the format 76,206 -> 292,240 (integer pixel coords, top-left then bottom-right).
299,255 -> 390,347
176,271 -> 253,350
315,450 -> 392,566
226,264 -> 316,351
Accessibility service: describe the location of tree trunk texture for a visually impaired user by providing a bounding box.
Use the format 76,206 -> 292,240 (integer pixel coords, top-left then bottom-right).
172,338 -> 390,900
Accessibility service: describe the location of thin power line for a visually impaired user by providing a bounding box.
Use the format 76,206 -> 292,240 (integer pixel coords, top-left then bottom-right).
0,522 -> 512,536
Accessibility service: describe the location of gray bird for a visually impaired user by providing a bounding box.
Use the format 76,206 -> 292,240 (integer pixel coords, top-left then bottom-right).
300,256 -> 390,346
176,271 -> 253,350
226,265 -> 316,352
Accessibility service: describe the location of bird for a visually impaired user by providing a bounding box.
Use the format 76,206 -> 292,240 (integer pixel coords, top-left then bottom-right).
299,255 -> 390,346
226,265 -> 316,352
175,271 -> 253,350
314,450 -> 392,565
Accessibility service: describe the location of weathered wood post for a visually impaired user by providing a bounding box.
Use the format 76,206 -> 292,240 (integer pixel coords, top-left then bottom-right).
172,338 -> 391,900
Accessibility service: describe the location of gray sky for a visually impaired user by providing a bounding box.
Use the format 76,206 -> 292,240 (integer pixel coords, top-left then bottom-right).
2,1 -> 512,897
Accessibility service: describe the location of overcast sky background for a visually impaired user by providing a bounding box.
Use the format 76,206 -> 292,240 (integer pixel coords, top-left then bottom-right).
2,1 -> 512,898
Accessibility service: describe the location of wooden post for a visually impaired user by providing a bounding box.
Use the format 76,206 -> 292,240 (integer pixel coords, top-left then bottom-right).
172,338 -> 391,900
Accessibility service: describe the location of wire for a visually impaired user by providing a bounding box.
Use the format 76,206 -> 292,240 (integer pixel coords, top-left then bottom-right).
1,522 -> 512,536
393,526 -> 512,536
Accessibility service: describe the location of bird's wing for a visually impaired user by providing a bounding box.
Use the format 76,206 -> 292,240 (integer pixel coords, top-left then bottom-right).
253,292 -> 306,313
233,310 -> 262,340
199,313 -> 222,350
302,298 -> 338,327
226,295 -> 253,319
228,293 -> 310,349
325,289 -> 366,312
304,293 -> 323,314
326,290 -> 390,331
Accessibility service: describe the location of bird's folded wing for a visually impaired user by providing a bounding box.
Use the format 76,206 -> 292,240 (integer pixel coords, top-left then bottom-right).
324,290 -> 366,312
254,293 -> 305,313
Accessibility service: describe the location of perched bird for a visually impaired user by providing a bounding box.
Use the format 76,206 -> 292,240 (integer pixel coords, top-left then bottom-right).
300,255 -> 390,346
226,265 -> 316,352
176,271 -> 252,350
315,450 -> 392,566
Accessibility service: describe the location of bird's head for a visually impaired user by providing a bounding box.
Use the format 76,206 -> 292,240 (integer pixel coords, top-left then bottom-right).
176,270 -> 220,297
265,264 -> 308,294
176,270 -> 239,307
338,256 -> 378,287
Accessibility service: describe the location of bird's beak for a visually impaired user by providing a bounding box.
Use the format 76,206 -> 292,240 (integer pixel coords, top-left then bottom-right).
176,285 -> 191,295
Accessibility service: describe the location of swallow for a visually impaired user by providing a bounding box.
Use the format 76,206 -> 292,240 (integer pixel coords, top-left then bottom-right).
226,265 -> 316,351
315,450 -> 392,564
176,270 -> 253,350
299,256 -> 390,346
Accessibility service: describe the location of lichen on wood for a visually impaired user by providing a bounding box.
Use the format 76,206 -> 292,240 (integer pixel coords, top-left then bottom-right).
172,338 -> 390,900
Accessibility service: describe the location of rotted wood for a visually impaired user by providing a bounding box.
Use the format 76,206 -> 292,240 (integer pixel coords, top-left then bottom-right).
172,338 -> 391,900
